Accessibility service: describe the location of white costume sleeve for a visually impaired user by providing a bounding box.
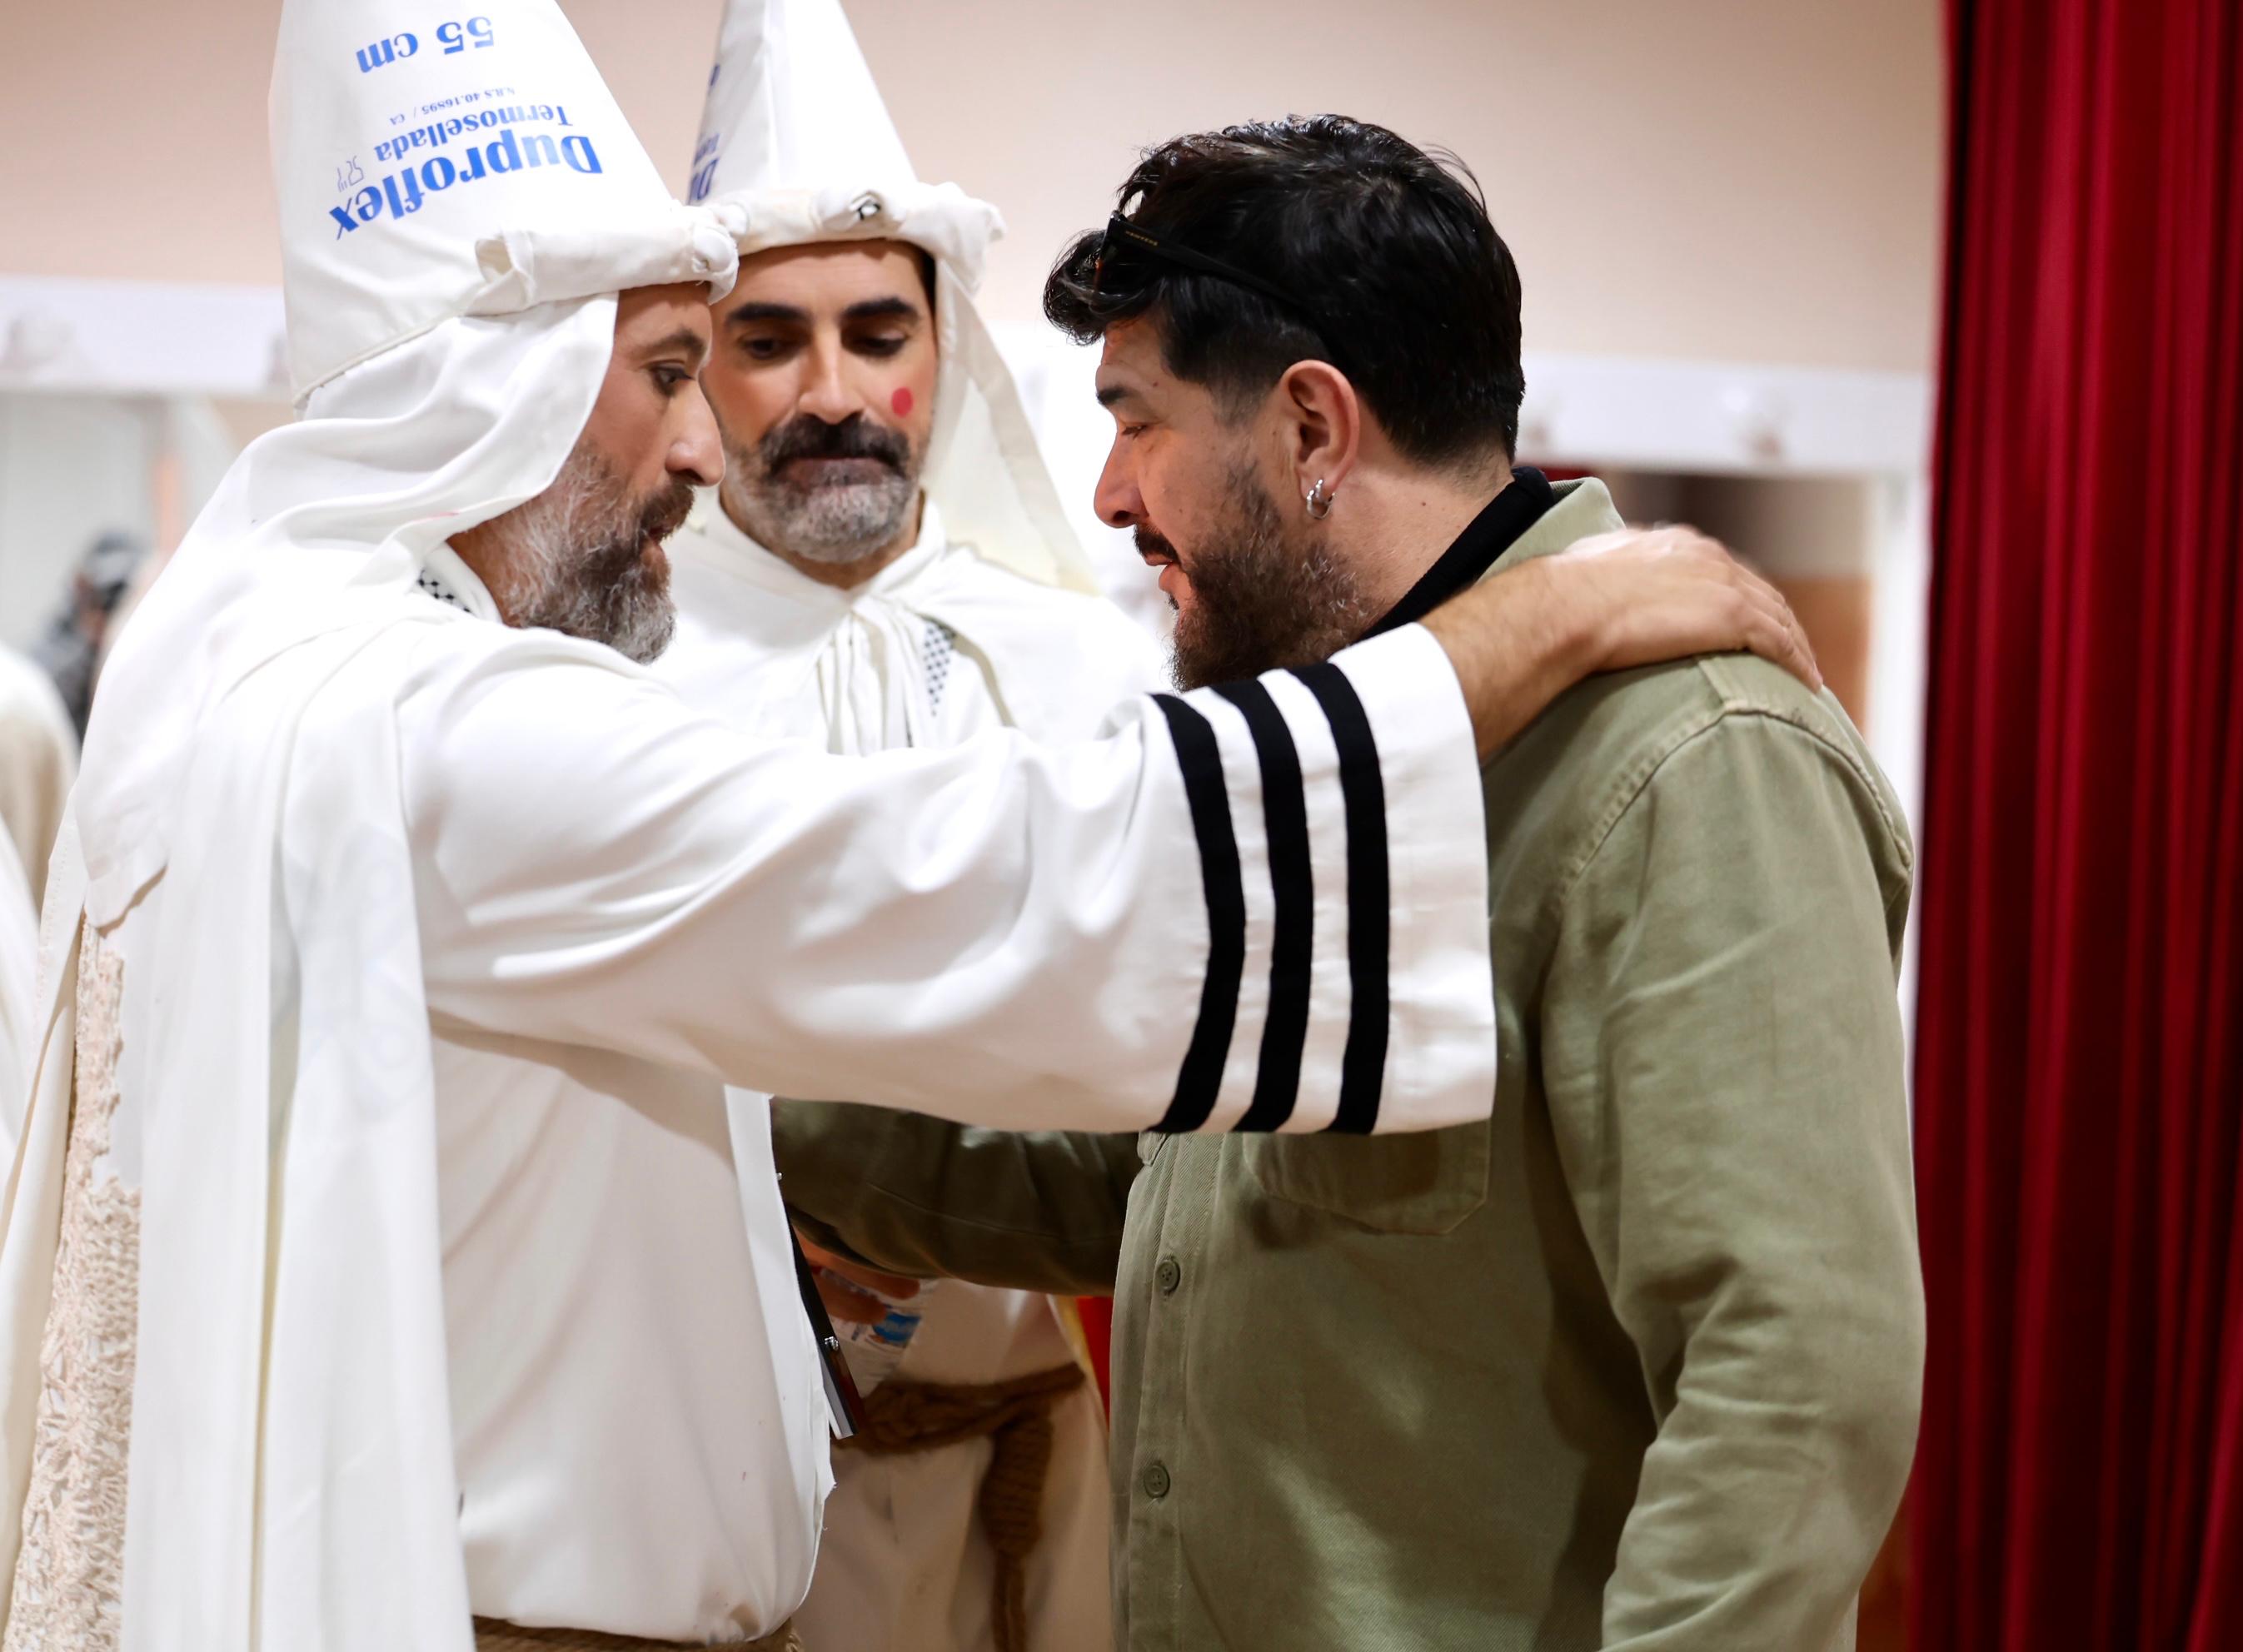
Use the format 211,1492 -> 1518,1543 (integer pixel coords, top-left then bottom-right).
407,623 -> 1495,1134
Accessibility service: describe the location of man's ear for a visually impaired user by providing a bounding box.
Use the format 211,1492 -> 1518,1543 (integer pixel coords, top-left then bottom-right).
1274,359 -> 1363,510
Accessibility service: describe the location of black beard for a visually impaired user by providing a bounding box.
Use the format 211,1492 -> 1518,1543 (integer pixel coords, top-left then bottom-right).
1150,462 -> 1373,690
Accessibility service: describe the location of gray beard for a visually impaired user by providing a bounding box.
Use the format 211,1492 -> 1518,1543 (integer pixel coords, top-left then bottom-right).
720,448 -> 921,567
478,446 -> 679,664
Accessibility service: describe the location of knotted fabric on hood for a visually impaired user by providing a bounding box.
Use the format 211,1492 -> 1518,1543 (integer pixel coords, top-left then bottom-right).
687,0 -> 1097,595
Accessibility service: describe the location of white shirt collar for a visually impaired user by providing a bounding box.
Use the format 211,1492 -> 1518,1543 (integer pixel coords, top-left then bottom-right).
419,541 -> 502,623
681,490 -> 949,610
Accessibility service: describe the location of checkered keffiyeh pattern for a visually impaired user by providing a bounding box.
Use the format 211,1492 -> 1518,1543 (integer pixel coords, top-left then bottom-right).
417,570 -> 473,612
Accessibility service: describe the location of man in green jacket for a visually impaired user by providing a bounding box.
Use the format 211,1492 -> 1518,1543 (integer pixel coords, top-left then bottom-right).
775,114 -> 1922,1651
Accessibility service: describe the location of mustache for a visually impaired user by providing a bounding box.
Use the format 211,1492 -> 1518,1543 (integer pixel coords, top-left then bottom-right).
1134,525 -> 1180,565
581,473 -> 695,573
637,474 -> 696,545
759,413 -> 910,475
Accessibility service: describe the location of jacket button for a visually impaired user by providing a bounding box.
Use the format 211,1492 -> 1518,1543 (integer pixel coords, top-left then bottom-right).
1155,1256 -> 1181,1295
1142,1461 -> 1171,1500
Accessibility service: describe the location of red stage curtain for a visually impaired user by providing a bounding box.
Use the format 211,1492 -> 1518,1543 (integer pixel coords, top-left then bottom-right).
1911,0 -> 2243,1646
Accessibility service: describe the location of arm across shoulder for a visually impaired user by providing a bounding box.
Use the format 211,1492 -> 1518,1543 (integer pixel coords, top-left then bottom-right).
400,622 -> 1498,1140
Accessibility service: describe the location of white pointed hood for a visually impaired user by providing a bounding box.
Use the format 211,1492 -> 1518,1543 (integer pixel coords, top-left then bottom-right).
73,0 -> 740,922
277,0 -> 739,402
689,0 -> 1096,593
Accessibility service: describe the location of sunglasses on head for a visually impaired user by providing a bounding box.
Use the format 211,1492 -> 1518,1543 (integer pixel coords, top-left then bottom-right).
1094,214 -> 1350,374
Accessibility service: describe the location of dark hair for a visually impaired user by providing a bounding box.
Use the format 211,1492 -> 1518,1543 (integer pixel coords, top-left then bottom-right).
1044,115 -> 1524,469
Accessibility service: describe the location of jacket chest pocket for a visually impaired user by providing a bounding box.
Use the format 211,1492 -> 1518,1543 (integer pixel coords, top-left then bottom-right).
1243,1120 -> 1490,1236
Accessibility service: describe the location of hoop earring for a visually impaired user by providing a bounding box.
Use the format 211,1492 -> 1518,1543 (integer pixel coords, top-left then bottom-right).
1304,478 -> 1334,520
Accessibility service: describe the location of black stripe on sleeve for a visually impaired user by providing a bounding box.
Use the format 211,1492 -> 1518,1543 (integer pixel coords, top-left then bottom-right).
1211,680 -> 1313,1131
1289,663 -> 1389,1133
1150,694 -> 1248,1133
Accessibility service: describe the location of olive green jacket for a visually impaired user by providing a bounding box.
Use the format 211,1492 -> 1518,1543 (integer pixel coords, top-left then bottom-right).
776,478 -> 1925,1650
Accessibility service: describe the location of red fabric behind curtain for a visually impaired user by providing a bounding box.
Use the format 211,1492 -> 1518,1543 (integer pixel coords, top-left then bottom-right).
1910,0 -> 2243,1645
1075,1296 -> 1113,1416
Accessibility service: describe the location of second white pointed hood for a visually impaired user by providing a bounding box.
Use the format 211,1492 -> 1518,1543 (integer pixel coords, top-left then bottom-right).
688,0 -> 1095,594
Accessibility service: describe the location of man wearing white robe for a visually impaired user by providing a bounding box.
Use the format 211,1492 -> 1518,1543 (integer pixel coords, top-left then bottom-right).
0,6 -> 1818,1650
656,5 -> 1150,1645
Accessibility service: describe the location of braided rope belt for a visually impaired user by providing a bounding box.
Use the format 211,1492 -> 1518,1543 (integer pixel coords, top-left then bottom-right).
836,1362 -> 1088,1652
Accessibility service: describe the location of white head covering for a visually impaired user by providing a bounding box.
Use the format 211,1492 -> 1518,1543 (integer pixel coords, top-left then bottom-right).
73,0 -> 740,927
279,0 -> 738,402
689,0 -> 1096,594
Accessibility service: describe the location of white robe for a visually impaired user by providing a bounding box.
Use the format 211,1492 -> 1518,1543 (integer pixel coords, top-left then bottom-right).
0,832 -> 33,1157
658,496 -> 1163,1652
0,648 -> 72,1159
2,560 -> 1496,1650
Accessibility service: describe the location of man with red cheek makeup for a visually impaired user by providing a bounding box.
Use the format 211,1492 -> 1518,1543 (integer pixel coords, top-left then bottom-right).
655,4 -> 1164,1648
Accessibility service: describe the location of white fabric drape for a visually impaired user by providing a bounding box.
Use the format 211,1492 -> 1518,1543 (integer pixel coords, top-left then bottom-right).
0,833 -> 34,1157
660,498 -> 1161,756
0,648 -> 74,918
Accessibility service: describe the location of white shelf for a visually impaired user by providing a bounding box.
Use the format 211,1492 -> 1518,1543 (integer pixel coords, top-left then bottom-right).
0,276 -> 289,401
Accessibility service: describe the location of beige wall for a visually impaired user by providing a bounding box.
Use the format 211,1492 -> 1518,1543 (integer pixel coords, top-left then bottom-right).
0,0 -> 1942,372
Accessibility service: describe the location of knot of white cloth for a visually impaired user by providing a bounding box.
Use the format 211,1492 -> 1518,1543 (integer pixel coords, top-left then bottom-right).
814,590 -> 950,755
